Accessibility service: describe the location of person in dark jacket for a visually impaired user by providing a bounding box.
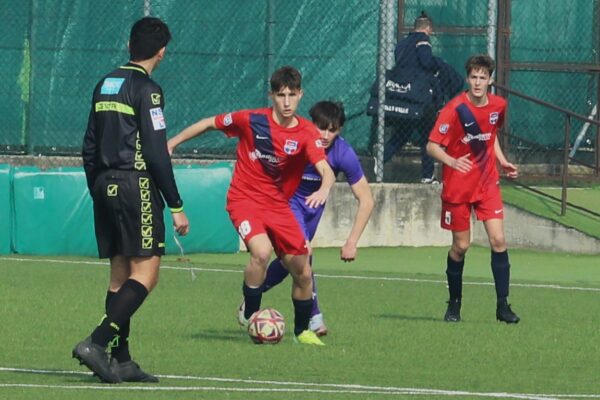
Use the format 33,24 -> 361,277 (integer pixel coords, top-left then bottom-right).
73,17 -> 189,384
372,11 -> 462,183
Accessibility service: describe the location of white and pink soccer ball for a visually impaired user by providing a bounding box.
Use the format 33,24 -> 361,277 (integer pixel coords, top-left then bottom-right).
247,308 -> 285,344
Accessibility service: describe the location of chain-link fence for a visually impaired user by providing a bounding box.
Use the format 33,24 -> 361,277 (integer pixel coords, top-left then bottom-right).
1,0 -> 378,158
1,0 -> 599,186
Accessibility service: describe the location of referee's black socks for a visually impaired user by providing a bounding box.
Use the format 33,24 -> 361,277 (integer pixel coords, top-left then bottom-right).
105,290 -> 132,362
91,279 -> 148,349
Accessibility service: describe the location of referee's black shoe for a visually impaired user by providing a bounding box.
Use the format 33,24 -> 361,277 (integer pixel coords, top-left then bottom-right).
110,359 -> 159,383
496,300 -> 520,324
72,337 -> 121,383
444,299 -> 461,322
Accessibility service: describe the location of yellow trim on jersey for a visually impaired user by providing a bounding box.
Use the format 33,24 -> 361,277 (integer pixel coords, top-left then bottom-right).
95,101 -> 135,115
119,65 -> 147,75
170,206 -> 184,213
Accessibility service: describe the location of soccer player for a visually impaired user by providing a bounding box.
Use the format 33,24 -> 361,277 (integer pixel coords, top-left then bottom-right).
426,54 -> 520,324
168,66 -> 336,345
253,101 -> 374,336
75,17 -> 190,383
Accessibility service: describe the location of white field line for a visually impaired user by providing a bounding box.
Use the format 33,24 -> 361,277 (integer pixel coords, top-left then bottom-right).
1,257 -> 600,293
0,366 -> 587,399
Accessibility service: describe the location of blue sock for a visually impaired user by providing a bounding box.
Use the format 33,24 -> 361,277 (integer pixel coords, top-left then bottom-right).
242,282 -> 262,320
446,254 -> 464,301
261,258 -> 289,293
491,250 -> 510,302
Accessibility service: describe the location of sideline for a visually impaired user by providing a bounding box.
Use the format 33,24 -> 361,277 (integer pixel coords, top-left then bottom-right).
0,366 -> 587,399
2,256 -> 600,292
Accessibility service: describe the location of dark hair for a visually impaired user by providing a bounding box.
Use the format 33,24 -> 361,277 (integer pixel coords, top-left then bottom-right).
129,17 -> 171,61
270,66 -> 302,92
309,101 -> 345,131
465,54 -> 495,75
414,11 -> 433,30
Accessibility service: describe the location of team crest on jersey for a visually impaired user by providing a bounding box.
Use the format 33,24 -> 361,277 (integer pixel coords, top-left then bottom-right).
223,113 -> 233,126
439,123 -> 449,134
315,139 -> 324,148
489,112 -> 499,125
284,139 -> 298,154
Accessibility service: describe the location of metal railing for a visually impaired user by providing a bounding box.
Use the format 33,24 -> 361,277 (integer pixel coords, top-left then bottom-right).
494,82 -> 600,216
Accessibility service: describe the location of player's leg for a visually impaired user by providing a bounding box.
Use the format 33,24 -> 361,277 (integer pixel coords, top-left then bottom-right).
482,218 -> 519,323
308,266 -> 327,336
281,252 -> 323,345
262,200 -> 308,293
266,205 -> 322,345
477,194 -> 519,323
73,171 -> 122,383
105,256 -> 132,364
301,209 -> 327,335
89,256 -> 160,382
242,234 -> 273,321
441,201 -> 472,322
262,258 -> 290,292
444,229 -> 470,321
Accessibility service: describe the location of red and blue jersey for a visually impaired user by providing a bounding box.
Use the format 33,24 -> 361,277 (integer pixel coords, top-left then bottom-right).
215,108 -> 326,205
429,92 -> 506,203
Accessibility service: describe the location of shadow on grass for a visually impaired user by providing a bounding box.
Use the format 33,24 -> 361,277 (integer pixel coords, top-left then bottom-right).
8,367 -> 97,383
191,328 -> 245,342
376,313 -> 491,325
376,313 -> 441,322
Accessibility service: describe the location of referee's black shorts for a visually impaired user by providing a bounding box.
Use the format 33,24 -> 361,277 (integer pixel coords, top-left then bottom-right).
92,169 -> 166,258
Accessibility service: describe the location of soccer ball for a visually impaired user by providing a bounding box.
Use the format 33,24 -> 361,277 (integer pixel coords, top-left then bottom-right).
247,308 -> 285,344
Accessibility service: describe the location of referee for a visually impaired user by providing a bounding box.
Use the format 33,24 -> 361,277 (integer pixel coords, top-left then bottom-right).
74,17 -> 189,383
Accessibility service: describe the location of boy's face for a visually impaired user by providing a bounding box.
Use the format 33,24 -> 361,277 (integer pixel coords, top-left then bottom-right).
466,67 -> 492,100
270,86 -> 303,120
316,124 -> 341,149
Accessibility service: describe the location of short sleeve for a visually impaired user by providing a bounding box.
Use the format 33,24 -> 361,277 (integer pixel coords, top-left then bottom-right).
215,110 -> 249,138
429,105 -> 457,147
304,127 -> 327,166
336,140 -> 364,185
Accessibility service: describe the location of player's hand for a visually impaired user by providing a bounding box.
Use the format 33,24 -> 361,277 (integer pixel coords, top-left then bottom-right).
172,211 -> 190,236
305,188 -> 329,208
451,153 -> 472,173
167,139 -> 177,156
340,241 -> 357,262
502,162 -> 518,179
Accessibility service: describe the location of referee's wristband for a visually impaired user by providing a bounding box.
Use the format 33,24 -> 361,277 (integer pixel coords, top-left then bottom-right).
170,206 -> 184,213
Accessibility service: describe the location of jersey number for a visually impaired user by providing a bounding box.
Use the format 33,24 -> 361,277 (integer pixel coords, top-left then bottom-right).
238,220 -> 252,239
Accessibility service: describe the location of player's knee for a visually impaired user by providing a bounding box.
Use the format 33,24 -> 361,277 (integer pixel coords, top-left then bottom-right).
292,266 -> 312,289
488,234 -> 506,252
451,241 -> 470,257
250,249 -> 271,268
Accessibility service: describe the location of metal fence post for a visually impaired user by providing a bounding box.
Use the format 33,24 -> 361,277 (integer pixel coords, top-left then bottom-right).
374,0 -> 395,183
561,115 -> 571,216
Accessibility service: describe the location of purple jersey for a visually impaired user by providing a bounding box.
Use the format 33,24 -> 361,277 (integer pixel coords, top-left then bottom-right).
289,136 -> 364,240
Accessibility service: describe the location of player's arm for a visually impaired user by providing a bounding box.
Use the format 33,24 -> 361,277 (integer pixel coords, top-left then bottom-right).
81,108 -> 98,192
494,136 -> 518,179
167,116 -> 217,155
305,159 -> 335,208
426,141 -> 472,173
138,86 -> 189,235
341,177 -> 374,262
